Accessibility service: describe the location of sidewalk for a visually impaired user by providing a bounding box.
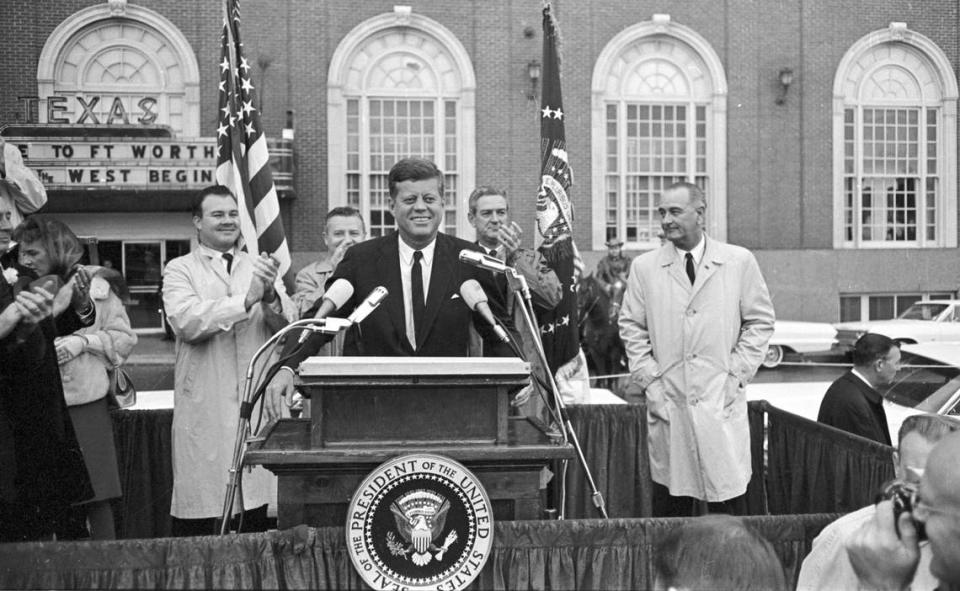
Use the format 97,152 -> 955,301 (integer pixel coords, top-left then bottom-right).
127,333 -> 175,391
129,332 -> 175,365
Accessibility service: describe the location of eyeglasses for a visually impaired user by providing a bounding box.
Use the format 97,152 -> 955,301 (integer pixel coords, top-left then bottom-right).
910,490 -> 960,521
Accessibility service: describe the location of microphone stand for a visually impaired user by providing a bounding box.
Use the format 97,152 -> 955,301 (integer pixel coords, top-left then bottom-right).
218,317 -> 348,535
505,267 -> 608,519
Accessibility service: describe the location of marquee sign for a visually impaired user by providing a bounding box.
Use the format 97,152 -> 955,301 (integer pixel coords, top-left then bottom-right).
346,454 -> 494,591
8,138 -> 217,191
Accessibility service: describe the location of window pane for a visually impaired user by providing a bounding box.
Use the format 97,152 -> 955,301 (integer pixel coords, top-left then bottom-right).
840,296 -> 862,322
853,106 -> 934,245
611,100 -> 700,243
869,296 -> 896,320
357,97 -> 458,235
897,294 -> 922,317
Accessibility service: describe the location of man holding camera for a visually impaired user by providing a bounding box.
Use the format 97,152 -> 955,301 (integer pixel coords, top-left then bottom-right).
798,414 -> 960,590
846,428 -> 960,589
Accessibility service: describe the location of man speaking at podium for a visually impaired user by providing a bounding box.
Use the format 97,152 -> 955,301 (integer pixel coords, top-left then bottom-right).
266,158 -> 509,405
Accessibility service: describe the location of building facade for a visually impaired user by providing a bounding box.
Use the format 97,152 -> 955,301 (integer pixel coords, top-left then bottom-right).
2,0 -> 959,329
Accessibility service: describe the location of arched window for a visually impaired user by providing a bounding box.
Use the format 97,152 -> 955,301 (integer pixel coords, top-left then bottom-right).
591,15 -> 727,249
37,3 -> 200,136
833,23 -> 958,248
327,8 -> 476,237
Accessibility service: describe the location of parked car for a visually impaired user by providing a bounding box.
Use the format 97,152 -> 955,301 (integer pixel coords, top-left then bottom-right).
833,300 -> 960,351
762,320 -> 838,369
747,342 -> 960,442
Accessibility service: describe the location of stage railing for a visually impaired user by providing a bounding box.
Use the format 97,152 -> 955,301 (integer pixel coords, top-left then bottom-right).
107,401 -> 894,539
0,514 -> 840,590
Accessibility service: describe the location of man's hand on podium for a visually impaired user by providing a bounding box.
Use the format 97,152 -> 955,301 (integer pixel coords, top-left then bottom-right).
265,368 -> 296,421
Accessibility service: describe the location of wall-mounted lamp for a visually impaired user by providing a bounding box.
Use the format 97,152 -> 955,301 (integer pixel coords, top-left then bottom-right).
527,60 -> 542,101
775,68 -> 794,105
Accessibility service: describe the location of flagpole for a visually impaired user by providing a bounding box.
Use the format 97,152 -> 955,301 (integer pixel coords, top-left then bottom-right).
534,2 -> 608,519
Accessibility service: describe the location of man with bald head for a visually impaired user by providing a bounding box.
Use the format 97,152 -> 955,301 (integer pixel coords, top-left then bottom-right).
847,428 -> 960,588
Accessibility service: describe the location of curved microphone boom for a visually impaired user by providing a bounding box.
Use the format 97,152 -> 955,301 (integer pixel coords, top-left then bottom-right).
459,249 -> 509,274
460,279 -> 510,343
347,286 -> 388,324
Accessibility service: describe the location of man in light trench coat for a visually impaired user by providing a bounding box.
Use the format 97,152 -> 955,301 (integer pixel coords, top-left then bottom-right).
162,185 -> 295,535
618,181 -> 774,516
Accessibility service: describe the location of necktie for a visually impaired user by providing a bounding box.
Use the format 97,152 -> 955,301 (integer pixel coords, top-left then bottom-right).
223,252 -> 234,274
489,248 -> 509,292
685,252 -> 695,285
412,250 -> 425,344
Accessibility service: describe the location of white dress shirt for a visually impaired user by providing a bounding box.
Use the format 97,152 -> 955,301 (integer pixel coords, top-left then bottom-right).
677,234 -> 706,271
197,243 -> 237,274
398,237 -> 436,349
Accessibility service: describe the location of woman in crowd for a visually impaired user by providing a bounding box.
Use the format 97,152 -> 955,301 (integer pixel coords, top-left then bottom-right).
54,263 -> 136,539
14,215 -> 130,539
0,215 -> 93,541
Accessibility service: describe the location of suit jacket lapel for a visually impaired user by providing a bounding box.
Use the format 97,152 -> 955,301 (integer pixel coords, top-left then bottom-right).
418,234 -> 456,349
660,245 -> 692,294
378,234 -> 408,349
198,248 -> 231,285
690,237 -> 723,299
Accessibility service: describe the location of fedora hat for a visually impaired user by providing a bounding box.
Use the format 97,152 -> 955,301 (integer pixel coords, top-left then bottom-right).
605,237 -> 624,247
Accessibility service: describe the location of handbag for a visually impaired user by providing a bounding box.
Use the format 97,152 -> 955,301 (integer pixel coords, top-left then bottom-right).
106,364 -> 137,409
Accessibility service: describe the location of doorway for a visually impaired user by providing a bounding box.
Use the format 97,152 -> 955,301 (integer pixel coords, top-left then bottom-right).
96,239 -> 191,331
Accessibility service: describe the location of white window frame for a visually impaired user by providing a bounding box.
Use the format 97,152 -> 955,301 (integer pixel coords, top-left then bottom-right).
36,3 -> 200,137
839,292 -> 956,322
327,8 -> 476,238
591,14 -> 727,251
832,22 -> 958,248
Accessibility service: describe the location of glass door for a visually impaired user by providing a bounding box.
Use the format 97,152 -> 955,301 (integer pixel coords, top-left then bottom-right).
97,239 -> 190,331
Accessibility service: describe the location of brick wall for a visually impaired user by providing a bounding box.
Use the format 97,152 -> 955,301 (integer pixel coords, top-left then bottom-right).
3,1 -> 960,319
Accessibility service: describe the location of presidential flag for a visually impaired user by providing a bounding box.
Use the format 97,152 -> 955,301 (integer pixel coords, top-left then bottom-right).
536,3 -> 587,401
216,0 -> 291,277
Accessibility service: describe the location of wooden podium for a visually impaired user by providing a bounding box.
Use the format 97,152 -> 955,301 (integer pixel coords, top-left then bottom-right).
246,357 -> 573,528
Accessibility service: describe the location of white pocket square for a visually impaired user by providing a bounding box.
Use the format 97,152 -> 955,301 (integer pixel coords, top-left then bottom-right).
451,294 -> 461,300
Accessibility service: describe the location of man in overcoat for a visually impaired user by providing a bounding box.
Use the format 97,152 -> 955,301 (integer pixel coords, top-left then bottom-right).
618,181 -> 774,516
162,185 -> 294,535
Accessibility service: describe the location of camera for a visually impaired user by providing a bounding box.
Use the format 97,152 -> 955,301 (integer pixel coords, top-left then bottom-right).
881,480 -> 927,541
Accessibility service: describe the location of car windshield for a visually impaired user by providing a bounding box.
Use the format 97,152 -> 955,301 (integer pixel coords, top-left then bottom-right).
882,351 -> 960,411
898,303 -> 950,320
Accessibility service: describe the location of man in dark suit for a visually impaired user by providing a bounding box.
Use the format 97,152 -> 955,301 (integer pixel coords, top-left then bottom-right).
817,333 -> 900,445
266,158 -> 504,402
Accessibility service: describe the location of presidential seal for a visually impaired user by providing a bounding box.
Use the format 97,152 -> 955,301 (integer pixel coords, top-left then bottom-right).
346,454 -> 494,591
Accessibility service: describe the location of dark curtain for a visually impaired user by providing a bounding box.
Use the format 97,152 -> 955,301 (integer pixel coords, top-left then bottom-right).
563,403 -> 768,519
105,404 -> 889,539
111,409 -> 174,539
763,401 -> 895,514
0,514 -> 839,590
564,405 -> 651,518
746,401 -> 768,514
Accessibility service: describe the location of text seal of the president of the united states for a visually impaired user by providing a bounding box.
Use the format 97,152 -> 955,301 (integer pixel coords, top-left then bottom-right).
346,453 -> 494,591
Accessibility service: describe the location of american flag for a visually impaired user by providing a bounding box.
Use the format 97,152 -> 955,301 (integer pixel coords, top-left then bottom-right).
536,3 -> 584,387
216,0 -> 291,277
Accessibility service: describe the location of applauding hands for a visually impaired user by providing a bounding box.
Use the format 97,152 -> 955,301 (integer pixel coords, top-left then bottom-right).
244,252 -> 280,310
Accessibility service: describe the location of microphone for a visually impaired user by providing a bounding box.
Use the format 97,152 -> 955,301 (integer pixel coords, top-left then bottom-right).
298,279 -> 354,343
460,279 -> 509,343
347,286 -> 388,324
459,249 -> 509,274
